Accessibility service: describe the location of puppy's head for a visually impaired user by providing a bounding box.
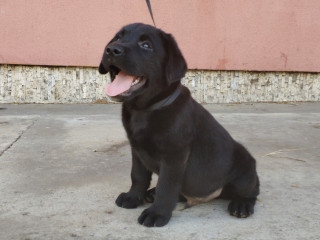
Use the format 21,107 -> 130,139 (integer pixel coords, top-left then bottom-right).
99,23 -> 187,102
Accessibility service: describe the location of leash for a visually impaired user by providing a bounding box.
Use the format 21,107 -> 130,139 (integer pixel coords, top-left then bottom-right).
146,0 -> 156,26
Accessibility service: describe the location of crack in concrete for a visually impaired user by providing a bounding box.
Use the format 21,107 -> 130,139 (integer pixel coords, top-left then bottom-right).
0,119 -> 37,157
94,141 -> 129,153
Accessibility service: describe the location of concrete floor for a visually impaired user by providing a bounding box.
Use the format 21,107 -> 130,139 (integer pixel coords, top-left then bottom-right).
0,103 -> 319,240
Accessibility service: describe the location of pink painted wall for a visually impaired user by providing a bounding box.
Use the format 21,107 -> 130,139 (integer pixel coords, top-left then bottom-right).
0,0 -> 320,72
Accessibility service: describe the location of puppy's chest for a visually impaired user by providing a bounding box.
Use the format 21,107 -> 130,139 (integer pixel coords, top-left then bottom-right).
127,112 -> 164,151
127,111 -> 164,142
126,111 -> 181,151
129,113 -> 149,137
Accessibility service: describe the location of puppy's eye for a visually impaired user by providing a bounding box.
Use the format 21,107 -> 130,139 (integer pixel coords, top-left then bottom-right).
142,42 -> 150,48
139,41 -> 152,50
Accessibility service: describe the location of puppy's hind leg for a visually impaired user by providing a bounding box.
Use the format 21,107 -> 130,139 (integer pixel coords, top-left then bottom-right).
223,144 -> 260,218
226,177 -> 259,218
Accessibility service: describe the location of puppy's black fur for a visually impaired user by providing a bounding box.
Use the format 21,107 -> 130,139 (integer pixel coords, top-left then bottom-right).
99,23 -> 259,227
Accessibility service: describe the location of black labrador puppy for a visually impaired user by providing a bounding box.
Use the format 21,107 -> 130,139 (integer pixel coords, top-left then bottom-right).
99,23 -> 259,227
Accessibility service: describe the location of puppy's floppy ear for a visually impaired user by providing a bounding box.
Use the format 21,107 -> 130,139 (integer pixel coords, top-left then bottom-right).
98,62 -> 108,74
162,33 -> 188,84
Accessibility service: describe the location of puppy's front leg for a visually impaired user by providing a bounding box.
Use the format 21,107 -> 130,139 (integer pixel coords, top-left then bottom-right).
116,150 -> 152,209
138,155 -> 187,227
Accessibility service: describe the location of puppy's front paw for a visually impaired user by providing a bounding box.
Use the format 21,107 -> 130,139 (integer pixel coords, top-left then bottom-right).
228,198 -> 255,218
115,192 -> 143,209
138,207 -> 172,227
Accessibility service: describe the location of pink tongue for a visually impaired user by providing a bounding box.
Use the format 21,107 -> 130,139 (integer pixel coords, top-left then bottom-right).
105,71 -> 136,97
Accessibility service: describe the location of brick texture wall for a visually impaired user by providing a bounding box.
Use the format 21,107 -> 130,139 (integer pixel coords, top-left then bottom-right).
0,65 -> 319,103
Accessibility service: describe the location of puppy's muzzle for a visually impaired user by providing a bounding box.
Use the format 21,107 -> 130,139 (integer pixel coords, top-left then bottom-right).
106,45 -> 124,57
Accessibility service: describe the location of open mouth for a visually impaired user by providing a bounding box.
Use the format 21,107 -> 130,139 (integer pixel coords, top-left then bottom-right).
105,66 -> 147,97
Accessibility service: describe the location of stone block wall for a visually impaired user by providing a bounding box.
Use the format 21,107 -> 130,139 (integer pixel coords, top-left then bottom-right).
0,64 -> 319,103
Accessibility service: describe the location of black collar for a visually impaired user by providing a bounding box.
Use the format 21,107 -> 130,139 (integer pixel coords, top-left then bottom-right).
147,86 -> 182,111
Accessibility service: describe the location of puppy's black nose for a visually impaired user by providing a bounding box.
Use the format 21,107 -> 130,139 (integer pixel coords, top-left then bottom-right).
106,46 -> 124,56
